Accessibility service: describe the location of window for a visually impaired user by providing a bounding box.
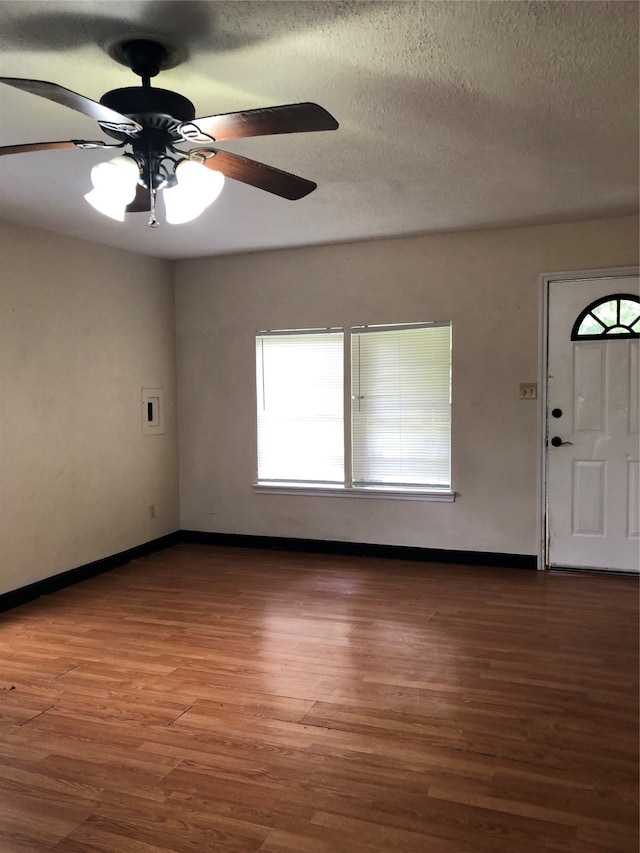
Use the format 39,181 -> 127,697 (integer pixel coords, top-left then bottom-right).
255,322 -> 453,499
351,323 -> 451,488
256,329 -> 344,483
571,294 -> 640,340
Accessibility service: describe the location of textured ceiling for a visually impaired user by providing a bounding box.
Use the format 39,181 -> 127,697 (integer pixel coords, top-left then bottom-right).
0,1 -> 637,260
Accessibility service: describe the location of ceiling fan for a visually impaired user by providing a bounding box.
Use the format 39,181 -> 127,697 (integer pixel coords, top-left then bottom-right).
0,38 -> 339,226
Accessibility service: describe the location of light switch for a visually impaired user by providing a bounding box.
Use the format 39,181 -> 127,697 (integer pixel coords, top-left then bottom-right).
520,383 -> 538,400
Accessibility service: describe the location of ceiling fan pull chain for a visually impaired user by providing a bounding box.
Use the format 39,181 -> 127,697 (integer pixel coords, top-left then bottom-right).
148,188 -> 159,228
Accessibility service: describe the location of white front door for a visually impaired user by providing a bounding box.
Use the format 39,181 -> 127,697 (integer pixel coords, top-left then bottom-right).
546,274 -> 640,572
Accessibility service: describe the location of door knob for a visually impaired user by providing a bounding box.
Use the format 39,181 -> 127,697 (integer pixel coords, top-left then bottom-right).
550,436 -> 573,447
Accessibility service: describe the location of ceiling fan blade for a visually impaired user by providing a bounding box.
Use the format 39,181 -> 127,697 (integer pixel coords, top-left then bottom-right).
178,102 -> 338,143
201,149 -> 317,200
0,140 -> 123,157
126,183 -> 151,213
0,78 -> 142,135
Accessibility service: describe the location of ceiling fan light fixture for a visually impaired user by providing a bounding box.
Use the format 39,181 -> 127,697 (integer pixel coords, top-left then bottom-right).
1,38 -> 339,228
163,159 -> 224,224
84,155 -> 140,221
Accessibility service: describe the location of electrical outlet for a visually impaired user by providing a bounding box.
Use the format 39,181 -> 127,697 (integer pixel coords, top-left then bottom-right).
149,504 -> 156,519
520,383 -> 537,400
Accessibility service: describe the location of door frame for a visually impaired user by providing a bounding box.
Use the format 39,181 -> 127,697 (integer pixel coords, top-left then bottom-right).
538,265 -> 640,572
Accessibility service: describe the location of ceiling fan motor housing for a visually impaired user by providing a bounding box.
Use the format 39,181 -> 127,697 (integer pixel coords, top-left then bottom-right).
99,87 -> 196,139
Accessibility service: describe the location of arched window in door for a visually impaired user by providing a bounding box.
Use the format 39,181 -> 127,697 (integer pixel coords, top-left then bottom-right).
571,294 -> 640,341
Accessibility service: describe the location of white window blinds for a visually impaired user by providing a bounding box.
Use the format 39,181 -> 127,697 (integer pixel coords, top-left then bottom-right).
256,329 -> 344,483
351,323 -> 451,487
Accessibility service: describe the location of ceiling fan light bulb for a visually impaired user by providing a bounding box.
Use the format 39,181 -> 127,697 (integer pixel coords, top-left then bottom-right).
84,188 -> 128,221
91,156 -> 140,198
177,160 -> 224,201
86,155 -> 139,220
174,159 -> 208,183
89,161 -> 112,189
163,162 -> 225,224
90,155 -> 139,191
162,186 -> 207,225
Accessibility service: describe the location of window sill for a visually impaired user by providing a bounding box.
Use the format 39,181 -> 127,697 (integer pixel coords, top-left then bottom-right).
253,483 -> 456,502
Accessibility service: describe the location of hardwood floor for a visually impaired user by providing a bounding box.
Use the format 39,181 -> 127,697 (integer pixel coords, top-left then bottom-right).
0,544 -> 637,852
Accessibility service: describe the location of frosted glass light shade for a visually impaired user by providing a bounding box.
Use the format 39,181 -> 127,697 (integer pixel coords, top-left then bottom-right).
163,160 -> 224,224
84,188 -> 129,221
84,155 -> 139,221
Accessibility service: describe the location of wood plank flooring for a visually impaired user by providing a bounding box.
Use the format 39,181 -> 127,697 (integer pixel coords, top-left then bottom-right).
0,544 -> 637,852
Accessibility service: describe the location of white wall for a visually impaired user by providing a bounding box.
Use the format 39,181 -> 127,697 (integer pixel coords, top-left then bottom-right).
175,215 -> 639,556
0,222 -> 179,596
1,215 -> 636,594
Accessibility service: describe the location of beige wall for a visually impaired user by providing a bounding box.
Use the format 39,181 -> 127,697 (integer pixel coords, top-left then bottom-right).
175,215 -> 639,556
1,215 -> 637,597
0,222 -> 179,596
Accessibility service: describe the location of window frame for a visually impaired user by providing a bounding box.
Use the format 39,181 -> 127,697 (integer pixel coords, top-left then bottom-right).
570,293 -> 640,340
253,322 -> 455,502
